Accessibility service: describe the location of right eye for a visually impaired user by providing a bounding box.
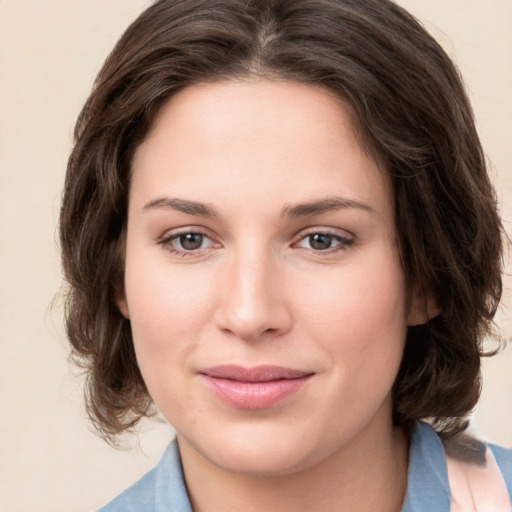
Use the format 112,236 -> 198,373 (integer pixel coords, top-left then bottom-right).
174,233 -> 205,251
158,230 -> 219,256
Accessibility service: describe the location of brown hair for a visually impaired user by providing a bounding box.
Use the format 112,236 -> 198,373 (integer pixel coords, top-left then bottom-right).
60,0 -> 503,443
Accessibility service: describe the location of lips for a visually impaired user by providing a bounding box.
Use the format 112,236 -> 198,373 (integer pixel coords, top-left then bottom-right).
200,365 -> 313,409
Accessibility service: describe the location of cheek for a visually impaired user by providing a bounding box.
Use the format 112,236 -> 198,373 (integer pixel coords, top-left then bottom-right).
295,255 -> 408,367
124,264 -> 217,423
300,261 -> 408,424
124,261 -> 217,368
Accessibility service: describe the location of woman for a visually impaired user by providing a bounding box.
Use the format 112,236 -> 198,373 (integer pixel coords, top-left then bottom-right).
60,0 -> 512,510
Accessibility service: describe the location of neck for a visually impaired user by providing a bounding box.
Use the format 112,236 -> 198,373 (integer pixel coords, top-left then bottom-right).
177,418 -> 409,512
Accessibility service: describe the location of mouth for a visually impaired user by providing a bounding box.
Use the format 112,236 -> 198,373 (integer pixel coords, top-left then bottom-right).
199,365 -> 314,410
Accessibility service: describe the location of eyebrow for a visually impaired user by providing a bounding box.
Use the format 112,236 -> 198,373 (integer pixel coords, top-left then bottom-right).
281,196 -> 375,218
143,197 -> 218,217
143,195 -> 375,218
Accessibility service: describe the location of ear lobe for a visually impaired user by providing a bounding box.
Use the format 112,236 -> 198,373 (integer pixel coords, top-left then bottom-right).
407,288 -> 441,327
115,291 -> 130,319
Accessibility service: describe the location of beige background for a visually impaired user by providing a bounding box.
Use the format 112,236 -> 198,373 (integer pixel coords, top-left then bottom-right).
0,1 -> 511,511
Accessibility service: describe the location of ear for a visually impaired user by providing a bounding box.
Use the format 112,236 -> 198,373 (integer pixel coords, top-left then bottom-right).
407,286 -> 441,326
115,290 -> 130,319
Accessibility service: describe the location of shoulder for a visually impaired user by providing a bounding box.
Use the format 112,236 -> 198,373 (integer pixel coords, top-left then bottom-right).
97,465 -> 158,512
97,440 -> 192,512
489,442 -> 512,497
402,422 -> 512,511
441,428 -> 512,501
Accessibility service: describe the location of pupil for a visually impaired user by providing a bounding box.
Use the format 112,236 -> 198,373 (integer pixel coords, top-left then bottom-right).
180,233 -> 203,250
310,233 -> 332,250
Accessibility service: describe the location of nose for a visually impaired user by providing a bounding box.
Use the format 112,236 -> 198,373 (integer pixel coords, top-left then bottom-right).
214,247 -> 293,342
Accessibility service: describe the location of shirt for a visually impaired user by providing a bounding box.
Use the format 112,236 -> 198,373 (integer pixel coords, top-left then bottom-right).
98,422 -> 512,511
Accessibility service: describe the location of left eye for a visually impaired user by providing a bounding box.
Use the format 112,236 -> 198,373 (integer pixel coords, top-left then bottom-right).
296,232 -> 351,251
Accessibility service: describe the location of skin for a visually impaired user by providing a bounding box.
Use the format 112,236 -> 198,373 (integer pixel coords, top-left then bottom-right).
118,79 -> 434,511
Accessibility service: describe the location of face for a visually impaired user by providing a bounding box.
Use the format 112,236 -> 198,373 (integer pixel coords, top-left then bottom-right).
119,79 -> 423,476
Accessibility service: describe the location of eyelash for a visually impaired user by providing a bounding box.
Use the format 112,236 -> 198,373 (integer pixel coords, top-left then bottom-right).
157,228 -> 354,257
157,229 -> 219,257
292,229 -> 354,254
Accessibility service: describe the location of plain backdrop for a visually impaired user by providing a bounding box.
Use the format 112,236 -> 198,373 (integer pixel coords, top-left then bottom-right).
0,1 -> 511,511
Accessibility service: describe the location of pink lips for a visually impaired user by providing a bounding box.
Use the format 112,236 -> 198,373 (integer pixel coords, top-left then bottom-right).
200,365 -> 313,409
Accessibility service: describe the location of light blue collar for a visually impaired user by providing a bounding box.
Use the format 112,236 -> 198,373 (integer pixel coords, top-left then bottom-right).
401,421 -> 451,511
100,421 -> 454,511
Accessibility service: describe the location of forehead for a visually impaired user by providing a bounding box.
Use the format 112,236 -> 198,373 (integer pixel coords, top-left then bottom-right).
130,79 -> 393,220
140,79 -> 363,157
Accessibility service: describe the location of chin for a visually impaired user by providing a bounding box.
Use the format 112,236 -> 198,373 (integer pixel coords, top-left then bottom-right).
212,447 -> 313,478
179,422 -> 321,477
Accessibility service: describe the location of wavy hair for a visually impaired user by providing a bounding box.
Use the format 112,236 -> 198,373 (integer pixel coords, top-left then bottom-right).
60,0 -> 503,443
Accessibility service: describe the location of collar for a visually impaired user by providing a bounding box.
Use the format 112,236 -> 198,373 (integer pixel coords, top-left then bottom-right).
400,421 -> 451,511
149,421 -> 451,512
